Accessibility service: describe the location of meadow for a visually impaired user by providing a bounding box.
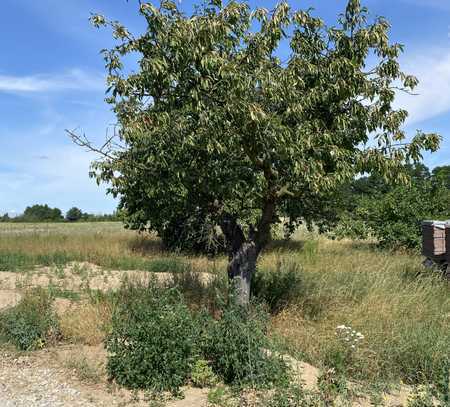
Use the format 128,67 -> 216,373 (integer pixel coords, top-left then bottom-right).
0,221 -> 449,405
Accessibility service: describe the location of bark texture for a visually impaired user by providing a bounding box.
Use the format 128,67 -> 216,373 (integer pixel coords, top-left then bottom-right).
220,197 -> 276,305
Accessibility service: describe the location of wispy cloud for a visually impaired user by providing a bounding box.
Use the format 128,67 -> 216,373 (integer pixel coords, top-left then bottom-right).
0,145 -> 116,215
395,48 -> 450,126
0,69 -> 104,94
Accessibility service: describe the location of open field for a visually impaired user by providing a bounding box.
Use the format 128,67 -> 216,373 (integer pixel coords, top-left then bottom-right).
0,222 -> 449,405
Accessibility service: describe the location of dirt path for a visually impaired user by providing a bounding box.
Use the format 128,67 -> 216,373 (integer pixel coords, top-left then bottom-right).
0,348 -> 410,407
0,264 -> 412,406
0,355 -> 97,407
0,349 -> 210,407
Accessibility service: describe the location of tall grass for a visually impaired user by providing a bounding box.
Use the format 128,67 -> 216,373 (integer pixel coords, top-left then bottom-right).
0,222 -> 226,273
267,236 -> 450,386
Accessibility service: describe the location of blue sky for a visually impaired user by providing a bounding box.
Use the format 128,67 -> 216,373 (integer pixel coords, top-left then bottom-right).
1,0 -> 449,216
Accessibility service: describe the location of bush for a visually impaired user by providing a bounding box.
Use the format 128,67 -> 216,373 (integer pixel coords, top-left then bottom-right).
0,288 -> 59,350
201,299 -> 289,387
106,280 -> 291,393
335,181 -> 450,250
105,279 -> 199,393
190,359 -> 218,388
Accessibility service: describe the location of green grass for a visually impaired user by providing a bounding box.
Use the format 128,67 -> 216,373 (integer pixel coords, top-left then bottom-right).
47,285 -> 81,301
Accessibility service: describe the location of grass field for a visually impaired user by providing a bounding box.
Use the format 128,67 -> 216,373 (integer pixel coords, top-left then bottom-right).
0,221 -> 449,404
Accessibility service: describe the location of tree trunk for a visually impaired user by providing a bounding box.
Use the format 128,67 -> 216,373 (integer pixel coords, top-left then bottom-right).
220,197 -> 276,306
227,241 -> 258,306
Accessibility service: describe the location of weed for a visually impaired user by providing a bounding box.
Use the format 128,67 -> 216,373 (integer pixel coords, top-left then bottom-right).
191,359 -> 218,388
201,298 -> 289,388
59,301 -> 112,345
0,288 -> 59,350
106,278 -> 199,393
47,285 -> 81,301
317,368 -> 348,402
207,386 -> 236,407
252,260 -> 307,314
64,355 -> 102,383
407,385 -> 436,407
262,382 -> 321,407
53,264 -> 66,279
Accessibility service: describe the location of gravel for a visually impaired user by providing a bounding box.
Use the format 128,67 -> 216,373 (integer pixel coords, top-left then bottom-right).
0,356 -> 96,407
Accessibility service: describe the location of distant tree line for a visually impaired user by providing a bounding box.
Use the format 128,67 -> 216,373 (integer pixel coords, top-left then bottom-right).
0,204 -> 120,223
332,164 -> 450,249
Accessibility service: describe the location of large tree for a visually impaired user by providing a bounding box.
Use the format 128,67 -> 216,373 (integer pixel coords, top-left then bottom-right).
22,204 -> 63,222
70,0 -> 440,304
66,207 -> 83,222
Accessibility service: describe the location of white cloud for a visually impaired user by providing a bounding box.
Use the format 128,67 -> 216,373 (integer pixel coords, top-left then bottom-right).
394,48 -> 450,126
0,69 -> 105,94
0,145 -> 117,215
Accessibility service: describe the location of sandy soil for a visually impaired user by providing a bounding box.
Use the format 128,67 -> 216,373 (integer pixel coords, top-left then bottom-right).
0,346 -> 209,406
0,262 -> 214,293
0,263 -> 413,406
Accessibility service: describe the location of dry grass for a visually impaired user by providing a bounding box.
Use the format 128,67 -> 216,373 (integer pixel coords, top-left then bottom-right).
1,222 -> 449,389
0,222 -> 227,273
266,234 -> 450,385
59,300 -> 113,346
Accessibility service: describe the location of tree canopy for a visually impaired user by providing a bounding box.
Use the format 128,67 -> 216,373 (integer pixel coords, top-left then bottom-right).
433,165 -> 450,189
333,163 -> 450,248
71,0 -> 440,303
21,204 -> 63,222
66,207 -> 83,222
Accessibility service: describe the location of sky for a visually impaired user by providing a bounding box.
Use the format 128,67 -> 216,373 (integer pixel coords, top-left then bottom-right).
1,0 -> 449,216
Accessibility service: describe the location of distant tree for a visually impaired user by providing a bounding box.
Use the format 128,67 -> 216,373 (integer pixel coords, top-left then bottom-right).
22,204 -> 63,222
79,211 -> 120,222
71,0 -> 440,304
0,213 -> 10,222
356,181 -> 450,249
432,165 -> 450,189
334,163 -> 450,248
66,207 -> 83,222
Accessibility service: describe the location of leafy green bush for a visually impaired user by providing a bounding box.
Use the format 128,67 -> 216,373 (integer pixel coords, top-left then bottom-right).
334,180 -> 450,250
201,299 -> 289,387
105,279 -> 199,393
106,280 -> 291,393
190,359 -> 218,388
0,288 -> 59,350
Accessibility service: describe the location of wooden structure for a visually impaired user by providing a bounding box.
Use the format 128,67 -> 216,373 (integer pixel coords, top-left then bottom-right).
422,220 -> 450,276
447,223 -> 450,262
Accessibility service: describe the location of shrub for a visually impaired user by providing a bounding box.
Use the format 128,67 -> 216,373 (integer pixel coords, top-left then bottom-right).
191,359 -> 218,388
0,288 -> 59,350
105,279 -> 199,393
201,299 -> 289,387
335,182 -> 450,250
